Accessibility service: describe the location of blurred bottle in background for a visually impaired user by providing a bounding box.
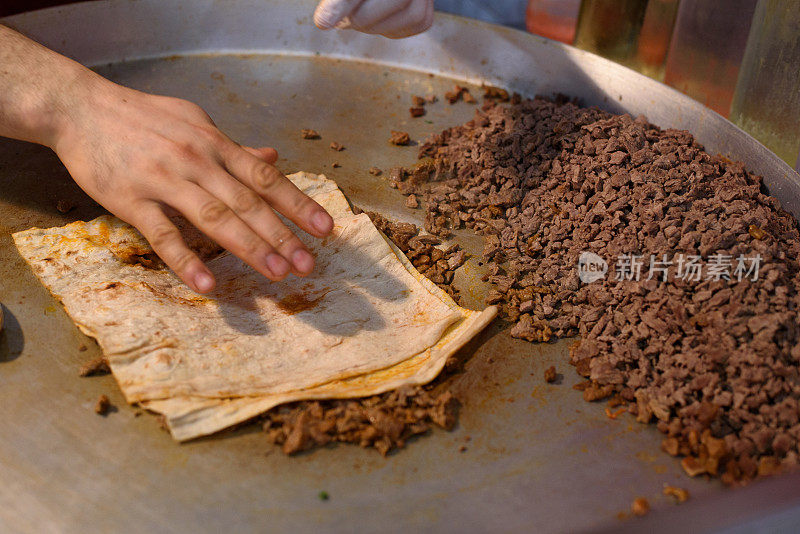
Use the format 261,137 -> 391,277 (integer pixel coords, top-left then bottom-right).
663,0 -> 757,117
525,0 -> 581,44
573,0 -> 648,70
526,0 -> 679,81
729,0 -> 800,170
570,0 -> 679,81
635,0 -> 680,80
525,0 -> 798,168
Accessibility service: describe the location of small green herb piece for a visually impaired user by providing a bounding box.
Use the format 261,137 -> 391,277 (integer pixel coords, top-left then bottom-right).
318,490 -> 329,501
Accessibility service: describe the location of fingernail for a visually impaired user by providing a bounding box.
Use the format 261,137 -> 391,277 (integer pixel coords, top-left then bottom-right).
313,211 -> 333,234
194,272 -> 215,293
266,253 -> 290,277
314,13 -> 336,29
292,249 -> 314,273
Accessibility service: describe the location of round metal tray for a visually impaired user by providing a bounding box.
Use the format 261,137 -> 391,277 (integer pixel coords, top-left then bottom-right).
2,1 -> 800,532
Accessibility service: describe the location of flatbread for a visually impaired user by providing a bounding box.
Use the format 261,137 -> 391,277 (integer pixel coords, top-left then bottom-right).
13,172 -> 496,441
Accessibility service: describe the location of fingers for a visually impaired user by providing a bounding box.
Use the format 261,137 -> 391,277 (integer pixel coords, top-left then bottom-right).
315,0 -> 433,38
243,146 -> 278,164
197,169 -> 317,276
347,0 -> 410,30
168,182 -> 293,282
223,146 -> 334,238
131,203 -> 216,293
364,0 -> 433,38
314,0 -> 365,29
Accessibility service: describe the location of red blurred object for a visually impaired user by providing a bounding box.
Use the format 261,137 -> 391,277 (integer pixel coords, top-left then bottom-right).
526,0 -> 581,44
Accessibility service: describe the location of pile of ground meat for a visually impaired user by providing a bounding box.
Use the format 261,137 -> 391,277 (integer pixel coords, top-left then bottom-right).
392,92 -> 800,484
262,386 -> 458,456
259,214 -> 467,456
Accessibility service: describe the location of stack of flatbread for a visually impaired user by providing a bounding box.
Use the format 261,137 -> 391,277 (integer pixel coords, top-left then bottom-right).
13,172 -> 496,441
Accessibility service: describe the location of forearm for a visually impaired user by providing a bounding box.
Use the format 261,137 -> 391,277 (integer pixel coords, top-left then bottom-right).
0,24 -> 98,147
0,25 -> 333,293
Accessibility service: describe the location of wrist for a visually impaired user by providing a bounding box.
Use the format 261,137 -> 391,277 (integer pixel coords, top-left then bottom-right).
35,61 -> 107,149
0,24 -> 102,148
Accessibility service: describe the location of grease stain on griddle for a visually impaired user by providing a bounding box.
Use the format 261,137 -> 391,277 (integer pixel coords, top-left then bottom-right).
277,291 -> 327,315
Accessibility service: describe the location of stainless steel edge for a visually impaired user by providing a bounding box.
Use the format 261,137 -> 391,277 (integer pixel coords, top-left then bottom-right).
5,0 -> 799,215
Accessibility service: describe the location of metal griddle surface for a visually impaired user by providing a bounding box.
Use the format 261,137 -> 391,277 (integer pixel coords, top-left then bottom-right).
2,2 -> 800,533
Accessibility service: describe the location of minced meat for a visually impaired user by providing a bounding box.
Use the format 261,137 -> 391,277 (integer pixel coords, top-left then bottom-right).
399,93 -> 800,485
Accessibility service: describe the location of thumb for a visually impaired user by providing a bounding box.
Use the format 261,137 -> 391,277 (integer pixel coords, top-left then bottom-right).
314,0 -> 364,29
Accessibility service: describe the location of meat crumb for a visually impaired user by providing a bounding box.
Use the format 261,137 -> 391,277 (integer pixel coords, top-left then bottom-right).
444,88 -> 462,104
748,224 -> 766,240
663,485 -> 690,503
681,456 -> 706,477
79,357 -> 110,377
482,85 -> 510,102
412,95 -> 426,107
389,131 -> 411,146
445,85 -> 473,104
332,162 -> 341,168
301,129 -> 320,139
572,381 -> 591,392
410,107 -> 426,118
661,437 -> 680,456
330,142 -> 345,151
368,167 -> 383,176
94,394 -> 111,415
631,497 -> 650,516
607,395 -> 626,408
405,194 -> 419,209
78,344 -> 87,352
56,199 -> 75,214
583,383 -> 614,402
544,365 -> 557,383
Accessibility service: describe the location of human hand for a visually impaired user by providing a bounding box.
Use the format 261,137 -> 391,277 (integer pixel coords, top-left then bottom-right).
52,74 -> 334,294
314,0 -> 434,38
